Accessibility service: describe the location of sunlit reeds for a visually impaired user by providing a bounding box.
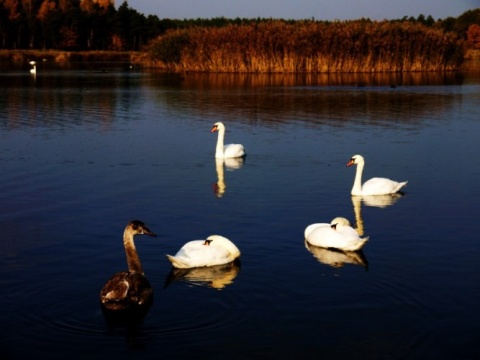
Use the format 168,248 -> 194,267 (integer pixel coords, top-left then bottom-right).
145,20 -> 464,72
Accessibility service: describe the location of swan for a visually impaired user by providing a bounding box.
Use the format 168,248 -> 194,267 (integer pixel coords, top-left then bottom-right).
100,220 -> 157,312
166,235 -> 241,269
29,61 -> 36,74
304,217 -> 369,251
211,122 -> 246,158
347,154 -> 407,195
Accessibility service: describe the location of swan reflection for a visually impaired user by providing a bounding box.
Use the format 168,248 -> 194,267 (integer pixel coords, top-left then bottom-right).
305,240 -> 369,269
352,193 -> 404,209
212,157 -> 245,197
164,260 -> 241,290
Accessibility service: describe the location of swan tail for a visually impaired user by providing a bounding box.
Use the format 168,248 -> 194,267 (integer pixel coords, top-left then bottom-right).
395,181 -> 408,192
357,236 -> 369,250
349,236 -> 369,251
166,254 -> 190,269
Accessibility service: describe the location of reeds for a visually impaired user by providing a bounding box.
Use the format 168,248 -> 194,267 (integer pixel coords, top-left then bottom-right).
146,20 -> 464,73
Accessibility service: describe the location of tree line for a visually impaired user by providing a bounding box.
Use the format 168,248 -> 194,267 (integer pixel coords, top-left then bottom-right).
1,1 -> 479,52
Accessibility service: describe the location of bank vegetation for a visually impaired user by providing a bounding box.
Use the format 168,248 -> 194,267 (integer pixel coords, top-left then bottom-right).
144,20 -> 464,73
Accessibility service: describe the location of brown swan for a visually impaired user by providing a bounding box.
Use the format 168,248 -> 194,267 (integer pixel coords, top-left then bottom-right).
100,220 -> 157,313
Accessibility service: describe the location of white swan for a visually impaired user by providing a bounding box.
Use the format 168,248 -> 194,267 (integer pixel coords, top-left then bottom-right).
211,122 -> 246,158
166,235 -> 241,269
29,61 -> 36,74
347,154 -> 407,195
304,217 -> 369,251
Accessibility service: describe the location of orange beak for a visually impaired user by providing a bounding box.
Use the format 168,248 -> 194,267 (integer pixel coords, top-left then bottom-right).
210,125 -> 218,133
346,159 -> 355,167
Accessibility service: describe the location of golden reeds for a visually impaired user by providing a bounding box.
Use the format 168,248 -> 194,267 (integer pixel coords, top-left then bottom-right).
146,20 -> 464,73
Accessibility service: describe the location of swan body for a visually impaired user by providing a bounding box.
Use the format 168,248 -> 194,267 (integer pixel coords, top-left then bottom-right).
211,122 -> 246,158
305,217 -> 368,251
166,235 -> 241,269
100,220 -> 157,311
29,61 -> 36,74
347,154 -> 407,196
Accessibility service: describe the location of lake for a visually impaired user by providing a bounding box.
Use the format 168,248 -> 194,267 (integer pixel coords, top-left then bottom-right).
1,63 -> 479,359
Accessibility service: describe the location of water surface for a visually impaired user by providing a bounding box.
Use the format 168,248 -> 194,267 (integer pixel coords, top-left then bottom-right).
1,67 -> 479,359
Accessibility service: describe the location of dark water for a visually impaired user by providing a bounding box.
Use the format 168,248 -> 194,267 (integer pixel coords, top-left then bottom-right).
1,65 -> 480,359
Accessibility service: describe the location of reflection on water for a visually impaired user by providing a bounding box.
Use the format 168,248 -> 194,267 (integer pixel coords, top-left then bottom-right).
352,193 -> 404,209
164,260 -> 241,290
1,68 -> 480,359
351,193 -> 404,237
304,240 -> 369,270
212,157 -> 245,198
156,72 -> 466,129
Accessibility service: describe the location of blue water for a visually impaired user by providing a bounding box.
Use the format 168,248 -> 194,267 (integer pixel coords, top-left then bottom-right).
1,67 -> 479,359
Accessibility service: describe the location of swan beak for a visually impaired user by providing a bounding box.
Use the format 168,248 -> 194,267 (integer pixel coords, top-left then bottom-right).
210,125 -> 218,133
331,224 -> 338,230
346,159 -> 355,167
203,239 -> 213,246
143,227 -> 157,237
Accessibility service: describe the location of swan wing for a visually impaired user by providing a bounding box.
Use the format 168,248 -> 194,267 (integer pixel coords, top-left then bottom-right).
336,226 -> 369,251
166,240 -> 233,268
362,177 -> 407,195
306,225 -> 368,251
304,223 -> 329,239
223,144 -> 246,158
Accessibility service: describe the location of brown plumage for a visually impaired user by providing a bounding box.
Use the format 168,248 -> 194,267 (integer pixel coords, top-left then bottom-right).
100,220 -> 157,312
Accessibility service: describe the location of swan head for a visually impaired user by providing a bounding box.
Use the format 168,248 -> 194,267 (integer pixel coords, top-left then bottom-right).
211,122 -> 225,133
206,235 -> 241,257
346,154 -> 365,167
126,220 -> 157,237
330,217 -> 351,229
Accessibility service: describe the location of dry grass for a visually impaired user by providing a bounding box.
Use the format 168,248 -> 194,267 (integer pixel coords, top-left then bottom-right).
145,20 -> 464,73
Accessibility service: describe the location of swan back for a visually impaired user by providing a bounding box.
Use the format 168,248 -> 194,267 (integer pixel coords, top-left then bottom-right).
207,234 -> 241,258
330,217 -> 351,227
166,235 -> 241,269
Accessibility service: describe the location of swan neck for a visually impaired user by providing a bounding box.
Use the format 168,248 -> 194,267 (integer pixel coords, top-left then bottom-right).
352,162 -> 364,195
215,127 -> 225,157
124,231 -> 143,274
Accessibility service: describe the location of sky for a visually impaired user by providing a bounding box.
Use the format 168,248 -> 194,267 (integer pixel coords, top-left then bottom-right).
122,0 -> 480,21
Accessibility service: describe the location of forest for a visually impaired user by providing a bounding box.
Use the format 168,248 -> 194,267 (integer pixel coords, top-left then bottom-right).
0,1 -> 479,72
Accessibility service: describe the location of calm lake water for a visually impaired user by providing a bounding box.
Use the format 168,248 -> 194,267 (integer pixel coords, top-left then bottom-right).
1,63 -> 480,359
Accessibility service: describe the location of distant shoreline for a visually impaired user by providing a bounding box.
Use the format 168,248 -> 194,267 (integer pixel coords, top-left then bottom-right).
0,50 -> 141,65
1,49 -> 479,71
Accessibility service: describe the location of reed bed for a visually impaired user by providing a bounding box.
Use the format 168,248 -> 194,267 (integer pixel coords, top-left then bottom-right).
146,20 -> 464,73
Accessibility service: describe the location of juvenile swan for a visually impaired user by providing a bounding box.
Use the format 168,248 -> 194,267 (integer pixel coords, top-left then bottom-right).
100,220 -> 157,311
166,235 -> 241,269
347,154 -> 407,195
211,122 -> 246,158
305,217 -> 369,251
